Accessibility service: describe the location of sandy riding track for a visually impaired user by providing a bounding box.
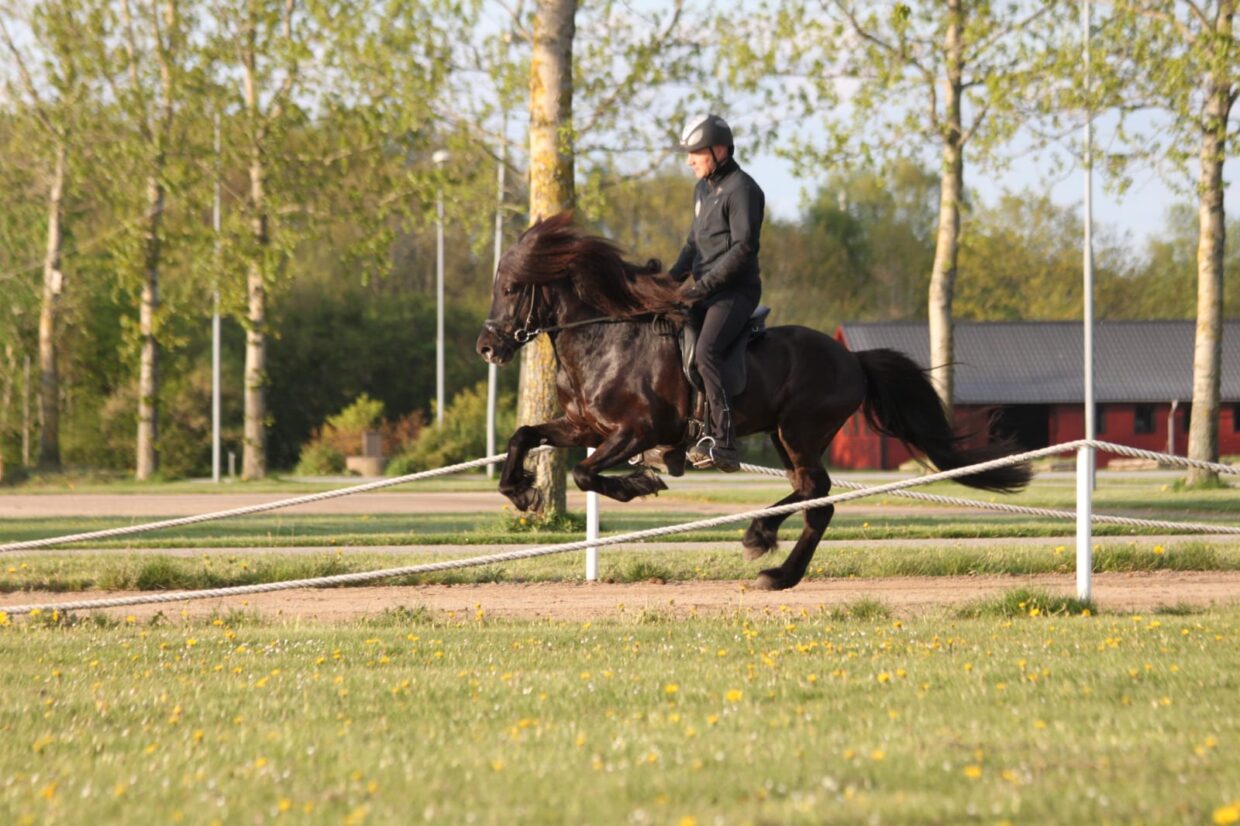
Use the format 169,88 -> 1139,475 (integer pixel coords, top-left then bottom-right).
5,571 -> 1240,623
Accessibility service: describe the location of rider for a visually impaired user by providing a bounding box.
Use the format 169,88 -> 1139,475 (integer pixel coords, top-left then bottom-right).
669,113 -> 765,473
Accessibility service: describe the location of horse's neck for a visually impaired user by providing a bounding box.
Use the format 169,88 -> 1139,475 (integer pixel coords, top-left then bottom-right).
553,318 -> 675,385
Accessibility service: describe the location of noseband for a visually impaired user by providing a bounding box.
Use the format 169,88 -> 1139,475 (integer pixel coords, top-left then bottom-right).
483,283 -> 545,348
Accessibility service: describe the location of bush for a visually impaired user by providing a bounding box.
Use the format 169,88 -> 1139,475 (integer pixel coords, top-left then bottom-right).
295,394 -> 424,475
294,441 -> 346,476
387,381 -> 515,474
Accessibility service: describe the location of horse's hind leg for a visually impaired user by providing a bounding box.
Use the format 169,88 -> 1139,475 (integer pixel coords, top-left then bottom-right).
754,435 -> 835,591
742,433 -> 799,561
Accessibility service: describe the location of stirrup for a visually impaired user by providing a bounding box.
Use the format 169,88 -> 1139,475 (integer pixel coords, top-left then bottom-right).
687,436 -> 717,469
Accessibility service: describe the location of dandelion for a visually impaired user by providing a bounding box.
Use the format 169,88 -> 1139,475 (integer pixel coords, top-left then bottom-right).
1214,803 -> 1240,826
870,749 -> 884,762
277,798 -> 293,813
963,765 -> 983,779
664,683 -> 679,696
1153,545 -> 1166,555
725,689 -> 744,703
0,611 -> 9,627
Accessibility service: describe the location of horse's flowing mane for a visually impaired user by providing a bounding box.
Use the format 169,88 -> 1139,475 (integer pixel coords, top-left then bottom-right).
500,212 -> 685,318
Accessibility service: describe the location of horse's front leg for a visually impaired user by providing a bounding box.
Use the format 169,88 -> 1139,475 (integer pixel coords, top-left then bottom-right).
499,418 -> 588,512
571,432 -> 668,503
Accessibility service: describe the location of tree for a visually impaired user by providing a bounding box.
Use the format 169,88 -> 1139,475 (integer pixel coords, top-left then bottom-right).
1,0 -> 94,469
1097,1 -> 1237,484
107,0 -> 192,479
517,0 -> 578,520
741,1 -> 1063,417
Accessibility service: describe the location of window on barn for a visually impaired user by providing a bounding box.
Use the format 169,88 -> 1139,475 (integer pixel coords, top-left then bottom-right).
1235,403 -> 1240,433
1134,404 -> 1156,434
1181,402 -> 1192,433
1095,405 -> 1106,435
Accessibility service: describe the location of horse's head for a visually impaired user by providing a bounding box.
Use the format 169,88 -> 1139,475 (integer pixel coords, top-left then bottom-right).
476,211 -> 683,365
476,213 -> 577,365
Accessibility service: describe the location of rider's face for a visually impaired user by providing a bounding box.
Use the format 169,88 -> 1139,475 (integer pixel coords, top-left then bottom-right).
687,147 -> 720,179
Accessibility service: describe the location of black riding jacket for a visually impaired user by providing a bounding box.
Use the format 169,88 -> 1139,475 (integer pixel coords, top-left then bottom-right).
668,156 -> 765,303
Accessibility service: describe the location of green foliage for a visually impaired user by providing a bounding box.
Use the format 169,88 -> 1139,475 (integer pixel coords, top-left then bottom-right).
293,441 -> 346,476
387,380 -> 516,475
326,394 -> 384,435
956,587 -> 1095,619
612,560 -> 674,584
829,597 -> 893,621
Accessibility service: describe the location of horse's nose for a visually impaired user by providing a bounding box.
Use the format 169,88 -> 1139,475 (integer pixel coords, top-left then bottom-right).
479,344 -> 494,361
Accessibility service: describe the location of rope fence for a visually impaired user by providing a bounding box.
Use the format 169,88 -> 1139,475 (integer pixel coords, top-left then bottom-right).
0,439 -> 1235,616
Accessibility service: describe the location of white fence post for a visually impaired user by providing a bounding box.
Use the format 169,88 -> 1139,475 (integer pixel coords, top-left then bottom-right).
585,448 -> 599,581
1075,444 -> 1094,601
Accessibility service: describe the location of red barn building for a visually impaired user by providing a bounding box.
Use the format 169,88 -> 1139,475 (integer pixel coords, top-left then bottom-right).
831,320 -> 1240,470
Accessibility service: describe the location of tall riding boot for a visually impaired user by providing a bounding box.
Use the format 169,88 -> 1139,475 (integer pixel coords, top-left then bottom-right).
687,403 -> 740,472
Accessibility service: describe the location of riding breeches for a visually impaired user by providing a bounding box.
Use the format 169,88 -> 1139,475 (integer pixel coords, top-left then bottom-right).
690,291 -> 758,444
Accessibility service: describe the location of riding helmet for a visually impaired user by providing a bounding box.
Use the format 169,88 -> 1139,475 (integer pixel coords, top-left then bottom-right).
679,114 -> 734,153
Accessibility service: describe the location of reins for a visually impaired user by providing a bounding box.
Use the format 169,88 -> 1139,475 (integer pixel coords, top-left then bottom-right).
510,281 -> 672,342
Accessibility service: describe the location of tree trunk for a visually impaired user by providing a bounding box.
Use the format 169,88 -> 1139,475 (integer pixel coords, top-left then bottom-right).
1185,16 -> 1232,486
927,0 -> 965,420
37,139 -> 67,470
136,173 -> 164,480
240,12 -> 268,481
242,146 -> 269,480
521,0 -> 577,519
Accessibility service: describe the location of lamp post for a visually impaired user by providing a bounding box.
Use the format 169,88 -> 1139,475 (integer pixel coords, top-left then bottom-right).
488,123 -> 507,478
212,111 -> 222,483
432,149 -> 450,427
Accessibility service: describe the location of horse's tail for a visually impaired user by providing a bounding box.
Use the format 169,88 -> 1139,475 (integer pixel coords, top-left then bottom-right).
854,348 -> 1031,493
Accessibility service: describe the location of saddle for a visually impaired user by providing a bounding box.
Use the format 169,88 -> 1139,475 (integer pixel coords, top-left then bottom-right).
631,306 -> 771,477
680,305 -> 771,398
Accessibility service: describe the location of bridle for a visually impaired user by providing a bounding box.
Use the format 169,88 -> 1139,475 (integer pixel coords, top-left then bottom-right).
482,282 -> 550,348
483,280 -> 668,349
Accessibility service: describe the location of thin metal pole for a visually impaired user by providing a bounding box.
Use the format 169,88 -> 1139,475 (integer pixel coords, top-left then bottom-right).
21,354 -> 30,467
212,111 -> 222,484
488,129 -> 505,479
436,186 -> 445,428
1077,0 -> 1094,602
585,447 -> 599,581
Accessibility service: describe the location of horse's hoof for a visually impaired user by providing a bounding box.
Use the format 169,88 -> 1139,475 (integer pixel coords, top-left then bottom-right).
753,570 -> 783,591
742,524 -> 777,560
743,543 -> 772,562
509,486 -> 543,513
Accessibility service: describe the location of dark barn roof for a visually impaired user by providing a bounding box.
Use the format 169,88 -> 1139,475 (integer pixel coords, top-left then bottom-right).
836,320 -> 1240,404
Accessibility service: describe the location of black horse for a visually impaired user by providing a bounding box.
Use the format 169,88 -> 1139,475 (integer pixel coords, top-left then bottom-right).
476,212 -> 1030,591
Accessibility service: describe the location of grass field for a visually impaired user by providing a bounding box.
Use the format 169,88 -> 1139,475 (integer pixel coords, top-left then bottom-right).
3,537 -> 1239,594
2,604 -> 1238,824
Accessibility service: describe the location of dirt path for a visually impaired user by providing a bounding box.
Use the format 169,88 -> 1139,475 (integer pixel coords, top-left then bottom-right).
5,571 -> 1239,622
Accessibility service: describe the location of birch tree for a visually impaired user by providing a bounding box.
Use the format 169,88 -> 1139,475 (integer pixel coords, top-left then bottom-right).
108,0 -> 191,479
734,1 -> 1064,417
1098,1 -> 1237,485
0,0 -> 94,469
